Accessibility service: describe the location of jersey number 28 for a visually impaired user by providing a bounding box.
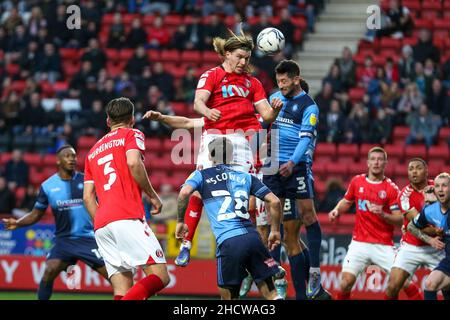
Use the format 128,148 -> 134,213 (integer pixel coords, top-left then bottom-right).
212,190 -> 249,221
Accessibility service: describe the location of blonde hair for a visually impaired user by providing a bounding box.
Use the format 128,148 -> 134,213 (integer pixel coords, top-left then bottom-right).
435,172 -> 450,183
212,25 -> 254,72
368,146 -> 387,161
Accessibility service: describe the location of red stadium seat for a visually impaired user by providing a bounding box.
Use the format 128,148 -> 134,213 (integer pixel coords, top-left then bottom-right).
291,16 -> 307,29
337,144 -> 358,162
404,145 -> 427,161
427,163 -> 442,178
314,143 -> 336,162
359,144 -> 380,160
42,154 -> 57,167
312,162 -> 326,179
326,162 -> 349,176
159,50 -> 180,63
122,14 -> 139,25
348,162 -> 368,177
384,144 -> 405,163
147,49 -> 160,62
23,153 -> 42,166
421,1 -> 441,20
402,37 -> 418,47
171,102 -> 188,115
180,50 -> 202,64
164,14 -> 183,27
413,18 -> 433,30
76,150 -> 89,171
403,0 -> 421,12
77,136 -> 97,150
392,126 -> 410,144
348,87 -> 366,103
314,179 -> 326,200
53,81 -> 69,92
394,163 -> 408,178
6,63 -> 20,76
145,138 -> 162,153
119,49 -> 134,61
10,80 -> 26,94
0,152 -> 12,166
59,48 -> 79,61
380,38 -> 401,50
428,145 -> 449,166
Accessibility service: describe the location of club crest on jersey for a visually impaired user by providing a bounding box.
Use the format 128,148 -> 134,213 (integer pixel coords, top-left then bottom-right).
292,104 -> 298,112
221,85 -> 249,98
156,249 -> 164,258
359,187 -> 364,193
378,190 -> 387,199
245,79 -> 251,88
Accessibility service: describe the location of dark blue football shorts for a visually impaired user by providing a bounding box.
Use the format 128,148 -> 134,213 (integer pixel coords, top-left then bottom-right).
46,237 -> 104,269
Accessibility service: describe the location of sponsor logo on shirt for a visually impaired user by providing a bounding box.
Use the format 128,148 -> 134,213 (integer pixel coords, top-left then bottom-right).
50,187 -> 61,192
378,190 -> 387,199
309,114 -> 317,126
359,187 -> 364,193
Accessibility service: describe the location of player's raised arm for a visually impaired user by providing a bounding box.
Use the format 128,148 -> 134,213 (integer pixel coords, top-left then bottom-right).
255,98 -> 282,123
407,218 -> 445,250
194,89 -> 220,121
142,110 -> 204,129
2,207 -> 46,230
126,149 -> 162,215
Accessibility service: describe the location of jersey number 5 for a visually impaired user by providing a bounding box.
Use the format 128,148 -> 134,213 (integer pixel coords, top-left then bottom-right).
98,154 -> 116,191
212,190 -> 250,221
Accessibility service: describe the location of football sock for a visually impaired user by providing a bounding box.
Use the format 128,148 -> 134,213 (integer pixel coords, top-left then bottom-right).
442,290 -> 450,300
336,291 -> 351,300
302,248 -> 311,281
305,221 -> 322,269
114,295 -> 123,300
37,280 -> 53,300
122,274 -> 165,300
288,252 -> 307,300
403,282 -> 423,300
383,293 -> 397,300
183,195 -> 204,243
423,290 -> 437,300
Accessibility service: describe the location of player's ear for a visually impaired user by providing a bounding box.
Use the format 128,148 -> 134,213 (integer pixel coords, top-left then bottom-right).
106,117 -> 111,128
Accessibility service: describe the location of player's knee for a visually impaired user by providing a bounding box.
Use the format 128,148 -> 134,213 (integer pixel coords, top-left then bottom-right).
42,267 -> 60,281
386,279 -> 401,296
157,268 -> 171,287
284,235 -> 301,256
425,277 -> 439,291
340,275 -> 355,292
301,210 -> 317,226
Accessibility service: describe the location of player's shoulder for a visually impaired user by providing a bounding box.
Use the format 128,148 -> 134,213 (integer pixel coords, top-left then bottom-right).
351,174 -> 366,183
40,173 -> 59,190
423,201 -> 440,215
269,90 -> 283,101
399,184 -> 413,197
200,66 -> 221,78
384,177 -> 400,192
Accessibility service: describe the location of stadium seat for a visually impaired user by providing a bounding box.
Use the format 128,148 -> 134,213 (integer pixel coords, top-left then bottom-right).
384,144 -> 405,163
380,38 -> 401,50
0,152 -> 12,166
76,150 -> 89,170
326,162 -> 349,179
428,145 -> 449,166
159,50 -> 180,63
105,49 -> 120,62
291,16 -> 307,29
421,1 -> 442,20
394,163 -> 408,178
402,37 -> 418,47
12,135 -> 33,152
23,153 -> 42,166
392,126 -> 410,145
359,144 -> 380,160
315,142 -> 336,162
404,145 -> 427,161
413,18 -> 433,30
147,49 -> 160,62
348,162 -> 368,177
171,102 -> 188,115
181,50 -> 202,64
337,144 -> 358,162
0,134 -> 10,153
77,136 -> 97,150
29,170 -> 46,187
14,187 -> 26,206
53,81 -> 69,92
314,179 -> 326,200
348,87 -> 366,103
312,162 -> 326,179
428,163 -> 443,178
145,138 -> 163,153
119,49 -> 134,61
42,154 -> 57,167
164,14 -> 183,27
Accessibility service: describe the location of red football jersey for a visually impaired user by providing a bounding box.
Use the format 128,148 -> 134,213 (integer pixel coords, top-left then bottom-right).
84,128 -> 146,230
196,66 -> 266,133
398,180 -> 434,246
344,174 -> 400,245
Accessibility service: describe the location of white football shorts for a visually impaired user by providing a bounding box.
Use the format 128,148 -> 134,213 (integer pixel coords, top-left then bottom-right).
95,219 -> 166,278
392,241 -> 445,276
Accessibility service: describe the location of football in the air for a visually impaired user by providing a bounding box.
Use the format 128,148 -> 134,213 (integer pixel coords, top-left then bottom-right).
256,27 -> 285,55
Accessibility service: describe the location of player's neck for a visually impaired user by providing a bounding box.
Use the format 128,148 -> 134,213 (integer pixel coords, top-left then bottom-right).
110,124 -> 130,131
367,172 -> 384,182
440,201 -> 450,212
411,181 -> 427,192
58,169 -> 74,180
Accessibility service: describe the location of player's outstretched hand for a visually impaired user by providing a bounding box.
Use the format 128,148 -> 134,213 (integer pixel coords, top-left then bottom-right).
423,186 -> 437,203
175,222 -> 189,240
2,218 -> 18,230
268,231 -> 281,251
270,98 -> 283,112
278,160 -> 294,177
142,110 -> 162,121
149,196 -> 163,215
429,237 -> 445,250
206,108 -> 221,121
328,209 -> 339,221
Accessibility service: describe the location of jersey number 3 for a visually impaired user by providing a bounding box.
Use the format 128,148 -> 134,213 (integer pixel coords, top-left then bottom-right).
98,154 -> 116,191
212,190 -> 249,221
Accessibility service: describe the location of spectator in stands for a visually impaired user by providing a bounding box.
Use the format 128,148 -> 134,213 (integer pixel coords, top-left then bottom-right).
204,13 -> 228,48
126,46 -> 151,81
398,44 -> 414,86
150,62 -> 174,101
139,0 -> 172,15
245,0 -> 272,17
115,72 -> 137,99
0,176 -> 15,215
81,0 -> 102,27
47,4 -> 70,48
12,184 -> 37,218
380,81 -> 401,113
149,183 -> 178,222
343,102 -> 370,144
0,26 -> 8,53
177,65 -> 197,103
277,8 -> 295,57
107,13 -> 126,49
83,99 -> 108,137
4,149 -> 29,189
368,108 -> 393,144
18,92 -> 47,132
46,99 -> 66,133
19,40 -> 40,77
427,79 -> 448,118
318,178 -> 346,213
406,103 -> 440,148
69,61 -> 95,98
55,123 -> 76,151
413,61 -> 431,96
203,0 -> 235,16
171,23 -> 190,51
27,7 -> 47,38
315,81 -> 334,118
324,99 -> 345,143
7,24 -> 28,61
80,76 -> 101,111
384,57 -> 399,84
397,82 -> 423,121
323,63 -> 343,93
185,11 -> 206,51
376,0 -> 413,39
357,55 -> 376,88
2,91 -> 21,130
413,28 -> 440,64
100,78 -> 118,106
34,27 -> 52,52
81,38 -> 106,74
145,99 -> 174,136
126,17 -> 148,49
1,6 -> 23,34
367,67 -> 388,109
335,47 -> 356,91
35,43 -> 62,84
147,16 -> 171,49
250,12 -> 272,44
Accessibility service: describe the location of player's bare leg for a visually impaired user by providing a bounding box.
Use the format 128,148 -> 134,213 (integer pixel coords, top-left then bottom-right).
386,267 -> 410,299
38,259 -> 70,300
257,278 -> 283,300
425,270 -> 450,300
93,265 -> 110,281
296,198 -> 327,299
175,191 -> 204,267
110,271 -> 134,298
121,264 -> 170,300
337,271 -> 357,299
